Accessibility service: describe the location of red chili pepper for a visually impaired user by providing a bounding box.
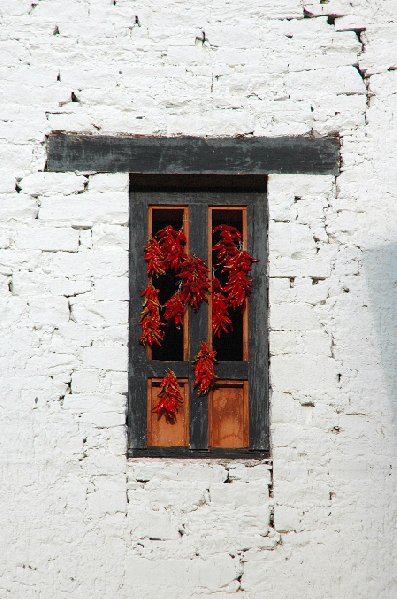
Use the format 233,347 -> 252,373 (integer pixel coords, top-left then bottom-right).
212,278 -> 232,337
144,237 -> 166,276
213,224 -> 242,263
178,255 -> 210,311
164,292 -> 185,328
223,250 -> 256,309
153,370 -> 183,422
156,226 -> 187,271
144,226 -> 187,275
139,284 -> 164,347
193,341 -> 217,395
212,225 -> 257,310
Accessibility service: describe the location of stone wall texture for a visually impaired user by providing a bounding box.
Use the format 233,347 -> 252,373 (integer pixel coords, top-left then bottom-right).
1,0 -> 396,597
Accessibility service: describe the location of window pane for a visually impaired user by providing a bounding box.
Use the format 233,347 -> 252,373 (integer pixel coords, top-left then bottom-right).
210,208 -> 247,361
150,207 -> 187,361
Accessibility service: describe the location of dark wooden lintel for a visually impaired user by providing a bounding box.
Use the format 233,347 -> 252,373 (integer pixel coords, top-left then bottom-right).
47,133 -> 339,175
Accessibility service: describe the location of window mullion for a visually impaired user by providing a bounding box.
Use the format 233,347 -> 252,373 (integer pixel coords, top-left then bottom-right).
188,202 -> 209,450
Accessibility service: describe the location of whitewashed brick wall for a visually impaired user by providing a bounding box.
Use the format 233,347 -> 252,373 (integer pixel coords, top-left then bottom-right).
1,0 -> 396,597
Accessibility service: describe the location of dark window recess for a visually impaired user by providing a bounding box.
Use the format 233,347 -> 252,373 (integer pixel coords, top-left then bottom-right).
151,208 -> 185,361
211,209 -> 244,362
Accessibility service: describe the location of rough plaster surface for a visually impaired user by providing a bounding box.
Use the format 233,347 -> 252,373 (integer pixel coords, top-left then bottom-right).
0,0 -> 396,597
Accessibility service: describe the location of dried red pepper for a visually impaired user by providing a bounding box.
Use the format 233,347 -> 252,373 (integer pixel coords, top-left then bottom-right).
178,255 -> 210,311
164,291 -> 185,328
223,250 -> 256,309
213,224 -> 257,311
156,226 -> 187,271
153,369 -> 183,422
144,225 -> 187,276
212,277 -> 232,337
144,237 -> 165,276
213,224 -> 242,263
139,284 -> 164,347
193,341 -> 217,395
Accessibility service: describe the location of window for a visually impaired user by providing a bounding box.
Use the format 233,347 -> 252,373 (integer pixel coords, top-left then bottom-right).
128,176 -> 269,458
47,134 -> 339,458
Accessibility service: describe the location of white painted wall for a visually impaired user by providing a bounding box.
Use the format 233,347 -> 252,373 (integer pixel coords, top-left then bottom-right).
1,0 -> 396,597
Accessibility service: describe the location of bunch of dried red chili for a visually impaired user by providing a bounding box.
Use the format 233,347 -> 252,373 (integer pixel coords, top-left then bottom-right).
212,224 -> 257,332
192,341 -> 217,396
140,226 -> 209,345
144,226 -> 187,276
212,277 -> 232,338
178,255 -> 209,310
153,370 -> 184,422
139,284 -> 164,347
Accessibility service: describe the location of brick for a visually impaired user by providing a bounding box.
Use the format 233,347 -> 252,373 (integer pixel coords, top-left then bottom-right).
93,277 -> 129,300
127,460 -> 228,483
15,226 -> 79,252
128,508 -> 180,539
28,297 -> 70,325
82,343 -> 127,371
38,192 -> 128,227
91,224 -> 129,249
86,475 -> 126,515
88,173 -> 129,192
70,300 -> 128,327
274,506 -> 300,532
0,195 -> 38,222
271,355 -> 338,392
270,222 -> 316,255
228,463 -> 272,483
270,303 -> 321,331
209,481 -> 269,506
20,172 -> 86,196
71,370 -> 100,393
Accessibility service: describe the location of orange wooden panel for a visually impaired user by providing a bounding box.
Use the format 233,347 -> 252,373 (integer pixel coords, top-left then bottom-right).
147,379 -> 189,447
209,380 -> 249,448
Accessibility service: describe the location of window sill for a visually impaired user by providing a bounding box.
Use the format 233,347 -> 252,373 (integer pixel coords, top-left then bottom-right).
127,447 -> 270,460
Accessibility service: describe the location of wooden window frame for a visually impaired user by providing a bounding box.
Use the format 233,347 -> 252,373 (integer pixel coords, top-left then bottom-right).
128,190 -> 269,459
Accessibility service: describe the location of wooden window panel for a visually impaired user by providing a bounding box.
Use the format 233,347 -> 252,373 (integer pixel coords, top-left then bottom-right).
147,379 -> 189,447
209,381 -> 248,448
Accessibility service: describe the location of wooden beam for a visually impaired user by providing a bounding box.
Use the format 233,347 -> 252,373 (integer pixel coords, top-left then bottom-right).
128,447 -> 269,459
47,134 -> 339,175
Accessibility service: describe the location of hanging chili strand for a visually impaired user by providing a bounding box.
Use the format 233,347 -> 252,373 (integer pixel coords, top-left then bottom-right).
153,370 -> 183,422
163,291 -> 185,328
193,341 -> 217,395
156,225 -> 187,271
213,224 -> 242,263
178,254 -> 210,311
223,250 -> 256,309
212,224 -> 257,312
144,237 -> 166,276
139,284 -> 164,347
212,277 -> 232,337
